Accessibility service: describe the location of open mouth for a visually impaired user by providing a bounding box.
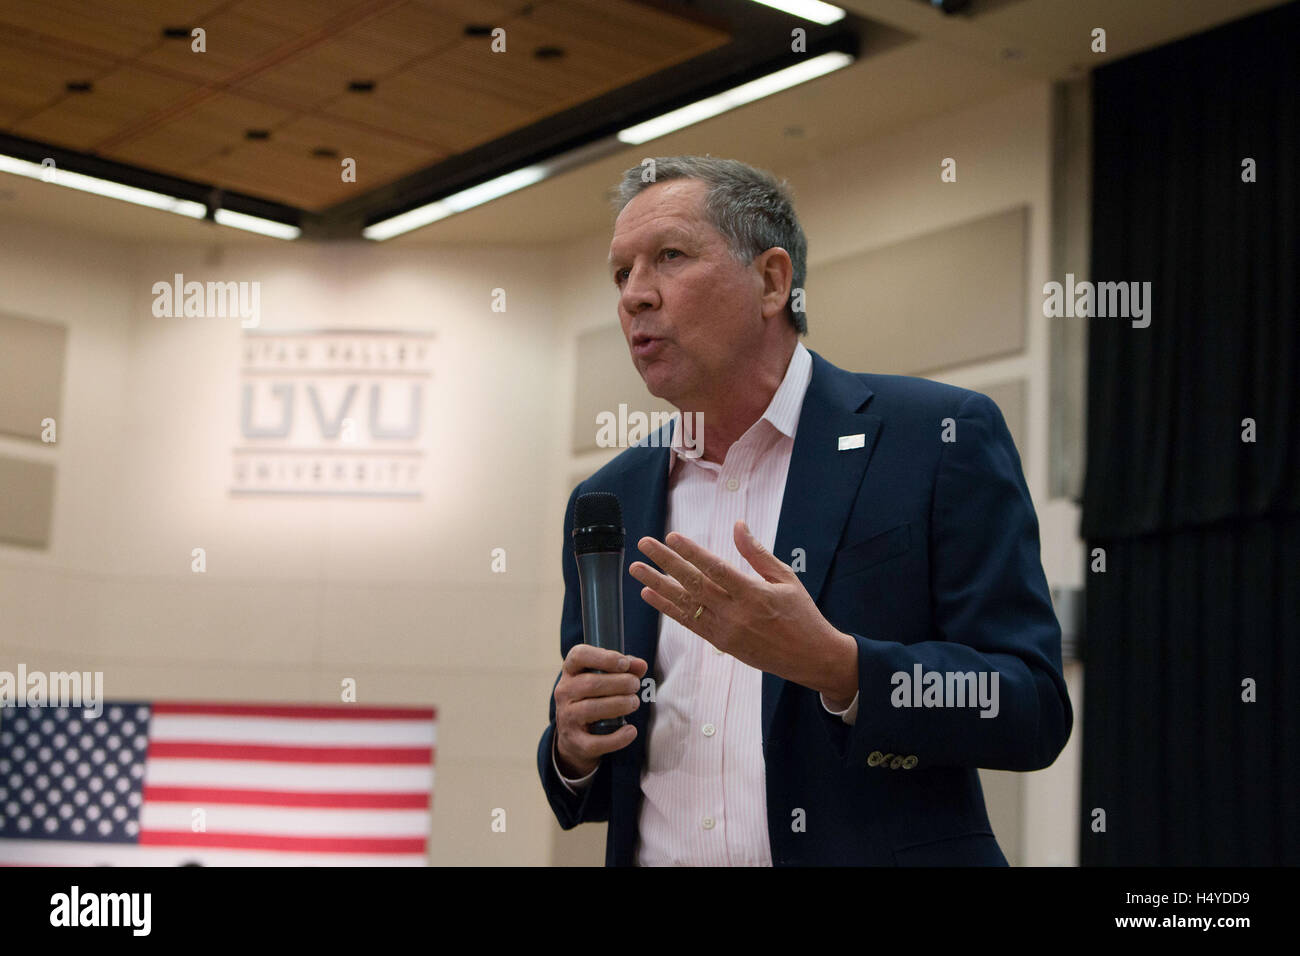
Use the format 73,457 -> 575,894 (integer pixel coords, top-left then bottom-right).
631,334 -> 664,356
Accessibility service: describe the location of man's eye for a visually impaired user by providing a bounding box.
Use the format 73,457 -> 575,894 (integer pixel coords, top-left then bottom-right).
614,250 -> 680,284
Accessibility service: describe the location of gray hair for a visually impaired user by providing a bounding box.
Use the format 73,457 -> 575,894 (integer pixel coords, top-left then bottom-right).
610,156 -> 808,335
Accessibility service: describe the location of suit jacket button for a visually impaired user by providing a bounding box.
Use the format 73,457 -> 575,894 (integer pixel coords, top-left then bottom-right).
867,750 -> 884,767
889,755 -> 903,770
902,755 -> 918,769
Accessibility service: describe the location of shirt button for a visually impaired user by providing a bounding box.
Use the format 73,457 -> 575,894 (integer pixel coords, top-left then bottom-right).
725,477 -> 739,491
702,817 -> 715,830
702,723 -> 716,737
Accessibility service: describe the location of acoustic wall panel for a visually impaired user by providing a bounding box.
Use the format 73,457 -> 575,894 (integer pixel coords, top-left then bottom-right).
806,206 -> 1028,375
0,455 -> 55,547
0,312 -> 67,441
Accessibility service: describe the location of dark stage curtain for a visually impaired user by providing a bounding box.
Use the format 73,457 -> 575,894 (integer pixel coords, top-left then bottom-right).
1081,2 -> 1300,865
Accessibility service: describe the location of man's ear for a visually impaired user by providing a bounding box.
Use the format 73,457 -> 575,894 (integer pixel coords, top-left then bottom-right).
756,247 -> 794,322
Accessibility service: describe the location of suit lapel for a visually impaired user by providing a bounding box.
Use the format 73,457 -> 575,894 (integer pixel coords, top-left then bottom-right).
765,350 -> 880,741
620,422 -> 672,737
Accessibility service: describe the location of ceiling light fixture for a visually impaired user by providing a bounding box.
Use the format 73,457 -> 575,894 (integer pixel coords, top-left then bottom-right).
213,208 -> 301,240
0,153 -> 299,238
361,49 -> 854,240
0,153 -> 206,219
617,51 -> 853,145
362,165 -> 547,241
747,0 -> 846,25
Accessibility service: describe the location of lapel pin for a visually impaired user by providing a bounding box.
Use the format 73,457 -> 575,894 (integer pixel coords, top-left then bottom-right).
837,433 -> 866,451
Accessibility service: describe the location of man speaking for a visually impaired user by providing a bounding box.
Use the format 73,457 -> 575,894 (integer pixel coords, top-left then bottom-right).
536,156 -> 1072,866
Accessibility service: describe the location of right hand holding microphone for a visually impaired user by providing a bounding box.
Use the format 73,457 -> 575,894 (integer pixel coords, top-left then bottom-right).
554,645 -> 648,779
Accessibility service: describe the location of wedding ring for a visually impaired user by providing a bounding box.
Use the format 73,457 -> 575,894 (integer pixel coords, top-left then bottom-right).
693,605 -> 705,620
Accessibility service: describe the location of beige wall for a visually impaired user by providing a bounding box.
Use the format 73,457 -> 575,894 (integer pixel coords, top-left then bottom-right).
0,81 -> 1082,867
0,228 -> 571,865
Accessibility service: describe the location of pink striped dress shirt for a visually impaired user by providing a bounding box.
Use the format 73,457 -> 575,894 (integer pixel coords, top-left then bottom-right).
556,342 -> 859,865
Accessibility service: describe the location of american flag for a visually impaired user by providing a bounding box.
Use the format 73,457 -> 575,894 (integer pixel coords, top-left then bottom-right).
0,701 -> 436,866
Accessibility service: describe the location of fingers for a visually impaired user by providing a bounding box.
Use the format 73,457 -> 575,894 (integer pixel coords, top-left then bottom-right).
660,531 -> 743,595
631,540 -> 733,624
562,643 -> 646,678
732,520 -> 791,583
638,584 -> 699,633
557,645 -> 646,709
560,668 -> 641,704
569,691 -> 640,726
628,561 -> 701,619
636,535 -> 730,601
557,722 -> 638,775
555,685 -> 641,771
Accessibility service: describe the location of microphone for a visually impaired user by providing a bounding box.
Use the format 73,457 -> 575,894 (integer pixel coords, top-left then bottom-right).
572,491 -> 627,736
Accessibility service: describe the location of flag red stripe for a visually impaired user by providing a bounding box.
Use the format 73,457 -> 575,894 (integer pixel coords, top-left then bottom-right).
147,742 -> 434,764
143,786 -> 430,808
139,831 -> 426,853
151,702 -> 436,720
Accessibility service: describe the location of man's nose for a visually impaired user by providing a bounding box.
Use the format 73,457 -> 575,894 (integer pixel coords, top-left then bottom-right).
620,264 -> 659,313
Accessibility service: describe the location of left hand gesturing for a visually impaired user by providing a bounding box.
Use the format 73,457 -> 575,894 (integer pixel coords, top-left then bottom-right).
629,520 -> 857,701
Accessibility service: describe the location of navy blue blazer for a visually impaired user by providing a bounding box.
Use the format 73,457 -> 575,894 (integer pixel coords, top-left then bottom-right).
537,349 -> 1072,865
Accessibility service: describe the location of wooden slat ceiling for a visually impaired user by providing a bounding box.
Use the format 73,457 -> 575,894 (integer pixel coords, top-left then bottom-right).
0,0 -> 731,212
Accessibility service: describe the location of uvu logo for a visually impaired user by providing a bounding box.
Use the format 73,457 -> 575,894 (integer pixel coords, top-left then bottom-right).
232,331 -> 434,498
240,382 -> 421,441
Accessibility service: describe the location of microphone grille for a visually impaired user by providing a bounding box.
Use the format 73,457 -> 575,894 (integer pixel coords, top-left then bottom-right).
574,491 -> 623,530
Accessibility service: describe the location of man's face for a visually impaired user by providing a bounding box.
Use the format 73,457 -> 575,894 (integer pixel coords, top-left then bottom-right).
607,178 -> 766,406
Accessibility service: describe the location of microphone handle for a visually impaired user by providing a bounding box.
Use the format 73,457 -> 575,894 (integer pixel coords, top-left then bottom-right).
576,548 -> 627,735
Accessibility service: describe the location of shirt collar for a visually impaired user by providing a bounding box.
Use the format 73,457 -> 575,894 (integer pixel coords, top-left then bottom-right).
666,341 -> 812,472
759,339 -> 812,439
